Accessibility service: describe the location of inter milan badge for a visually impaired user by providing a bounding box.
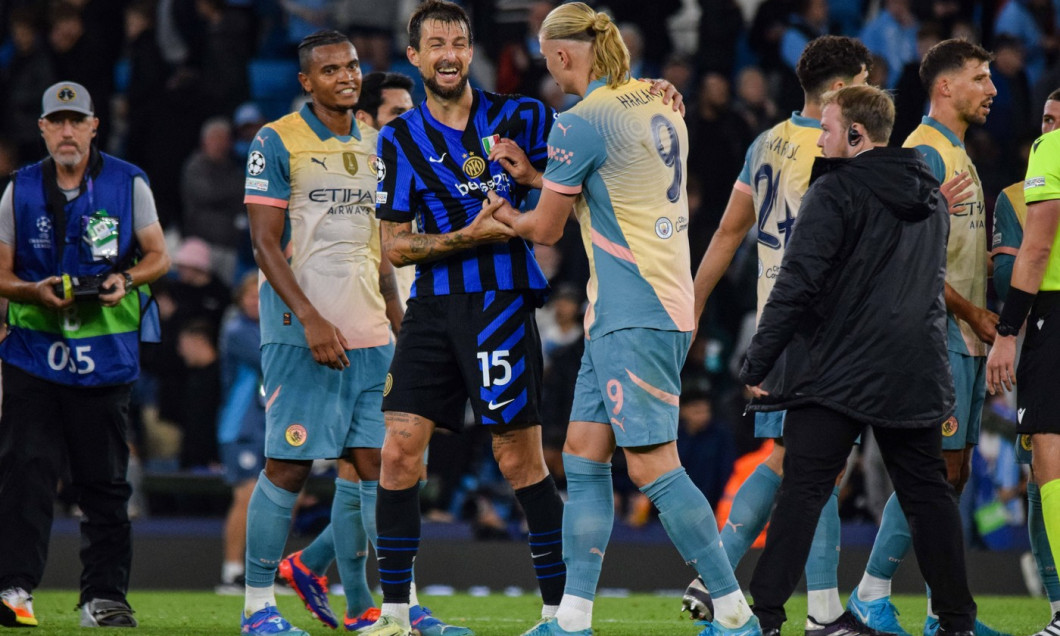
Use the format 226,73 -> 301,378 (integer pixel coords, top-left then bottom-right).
462,153 -> 486,178
285,424 -> 307,447
247,151 -> 266,176
941,416 -> 958,437
384,373 -> 393,396
342,152 -> 358,176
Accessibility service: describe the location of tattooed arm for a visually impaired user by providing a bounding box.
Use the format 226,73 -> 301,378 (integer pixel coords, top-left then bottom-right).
380,215 -> 516,267
378,254 -> 403,335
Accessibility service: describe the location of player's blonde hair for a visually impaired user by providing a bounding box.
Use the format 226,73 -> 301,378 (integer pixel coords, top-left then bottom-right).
539,2 -> 629,89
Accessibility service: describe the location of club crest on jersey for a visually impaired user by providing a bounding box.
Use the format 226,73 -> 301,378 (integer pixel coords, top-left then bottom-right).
462,153 -> 486,178
248,151 -> 266,176
285,424 -> 307,447
384,373 -> 393,396
1020,434 -> 1033,452
481,134 -> 501,154
343,152 -> 358,176
941,416 -> 958,437
370,155 -> 385,182
655,217 -> 674,239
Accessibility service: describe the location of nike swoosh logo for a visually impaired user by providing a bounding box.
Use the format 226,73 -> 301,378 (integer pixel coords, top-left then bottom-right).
429,153 -> 447,163
851,604 -> 871,624
531,552 -> 550,558
488,398 -> 514,410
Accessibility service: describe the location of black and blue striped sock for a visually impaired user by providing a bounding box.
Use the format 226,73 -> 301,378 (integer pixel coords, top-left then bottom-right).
376,484 -> 420,604
516,475 -> 566,605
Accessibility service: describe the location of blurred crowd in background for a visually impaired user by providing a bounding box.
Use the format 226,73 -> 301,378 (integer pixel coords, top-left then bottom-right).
5,0 -> 1054,554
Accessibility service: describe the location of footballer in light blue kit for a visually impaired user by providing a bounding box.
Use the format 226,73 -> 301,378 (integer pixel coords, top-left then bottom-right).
487,4 -> 759,635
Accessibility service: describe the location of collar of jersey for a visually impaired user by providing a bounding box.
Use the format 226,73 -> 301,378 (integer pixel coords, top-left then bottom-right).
419,89 -> 481,133
585,77 -> 609,97
921,115 -> 963,148
300,102 -> 361,142
790,111 -> 821,129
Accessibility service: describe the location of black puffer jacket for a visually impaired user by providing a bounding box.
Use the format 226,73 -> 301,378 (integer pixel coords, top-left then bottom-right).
740,147 -> 954,428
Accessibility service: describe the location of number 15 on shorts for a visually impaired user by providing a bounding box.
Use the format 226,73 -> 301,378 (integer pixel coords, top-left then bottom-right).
477,350 -> 512,387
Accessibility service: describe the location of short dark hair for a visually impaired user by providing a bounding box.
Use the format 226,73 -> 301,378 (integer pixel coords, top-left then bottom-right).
796,35 -> 873,100
297,30 -> 351,73
822,84 -> 895,145
919,38 -> 994,93
408,0 -> 473,51
1048,87 -> 1060,102
354,72 -> 415,118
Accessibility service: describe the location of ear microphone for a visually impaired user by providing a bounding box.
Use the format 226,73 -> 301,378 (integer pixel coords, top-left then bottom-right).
847,125 -> 862,147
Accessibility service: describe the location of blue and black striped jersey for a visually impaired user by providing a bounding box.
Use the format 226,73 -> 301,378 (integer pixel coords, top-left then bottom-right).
375,89 -> 553,299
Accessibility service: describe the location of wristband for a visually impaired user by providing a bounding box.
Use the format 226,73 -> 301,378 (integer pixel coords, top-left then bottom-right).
997,286 -> 1036,336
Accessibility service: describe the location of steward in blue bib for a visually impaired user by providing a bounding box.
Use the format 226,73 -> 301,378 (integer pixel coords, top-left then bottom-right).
0,148 -> 158,387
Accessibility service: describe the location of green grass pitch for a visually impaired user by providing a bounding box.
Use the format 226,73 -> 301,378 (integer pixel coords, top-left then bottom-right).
20,591 -> 1049,635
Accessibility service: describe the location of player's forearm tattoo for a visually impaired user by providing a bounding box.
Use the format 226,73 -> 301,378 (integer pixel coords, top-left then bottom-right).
383,222 -> 475,266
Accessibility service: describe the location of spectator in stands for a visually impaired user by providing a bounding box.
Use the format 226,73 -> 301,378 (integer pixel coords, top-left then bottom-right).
176,319 -> 221,470
48,2 -> 115,145
985,35 -> 1034,186
495,0 -> 552,96
892,22 -> 943,145
335,0 -> 400,72
620,23 -> 656,80
181,117 -> 245,285
215,274 -> 264,595
1,8 -> 55,162
732,66 -> 781,134
687,72 -> 754,228
995,0 -> 1057,87
695,0 -> 745,78
859,0 -> 918,89
194,0 -> 253,119
678,389 -> 737,509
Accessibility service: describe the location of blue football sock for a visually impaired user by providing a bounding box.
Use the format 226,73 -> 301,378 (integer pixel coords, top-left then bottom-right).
245,471 -> 298,588
642,467 -> 739,597
866,491 -> 911,581
332,478 -> 374,616
300,524 -> 336,575
721,463 -> 781,569
561,452 -> 613,602
361,480 -> 379,548
806,486 -> 841,591
1030,482 -> 1060,602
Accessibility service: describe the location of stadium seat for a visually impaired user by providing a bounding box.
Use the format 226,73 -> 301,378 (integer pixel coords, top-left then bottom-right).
248,58 -> 301,121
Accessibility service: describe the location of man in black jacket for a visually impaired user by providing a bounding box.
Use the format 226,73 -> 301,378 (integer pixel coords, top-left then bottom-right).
740,84 -> 978,635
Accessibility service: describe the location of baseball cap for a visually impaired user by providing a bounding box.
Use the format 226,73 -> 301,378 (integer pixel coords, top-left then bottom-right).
41,81 -> 94,118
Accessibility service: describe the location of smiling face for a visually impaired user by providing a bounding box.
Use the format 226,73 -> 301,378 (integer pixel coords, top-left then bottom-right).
409,18 -> 472,101
947,58 -> 996,126
298,42 -> 362,112
39,111 -> 98,169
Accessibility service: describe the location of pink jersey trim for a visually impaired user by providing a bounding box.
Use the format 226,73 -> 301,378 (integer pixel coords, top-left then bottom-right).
991,246 -> 1019,258
590,227 -> 636,264
245,195 -> 289,209
265,385 -> 282,412
543,179 -> 582,195
625,369 -> 679,407
733,181 -> 753,196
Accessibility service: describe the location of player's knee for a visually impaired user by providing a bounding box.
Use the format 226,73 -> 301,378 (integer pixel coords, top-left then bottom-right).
380,442 -> 422,483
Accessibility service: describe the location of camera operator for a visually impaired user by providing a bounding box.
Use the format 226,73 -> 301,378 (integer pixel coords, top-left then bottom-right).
0,81 -> 169,629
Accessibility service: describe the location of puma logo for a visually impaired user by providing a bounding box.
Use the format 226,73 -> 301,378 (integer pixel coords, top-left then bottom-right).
556,122 -> 572,136
311,156 -> 328,170
590,547 -> 605,558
